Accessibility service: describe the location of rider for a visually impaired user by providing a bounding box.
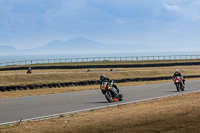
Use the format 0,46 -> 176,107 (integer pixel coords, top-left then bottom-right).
27,67 -> 32,74
100,75 -> 119,94
173,69 -> 185,85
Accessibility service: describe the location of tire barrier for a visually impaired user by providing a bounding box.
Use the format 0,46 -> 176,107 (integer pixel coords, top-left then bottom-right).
1,62 -> 200,71
27,84 -> 34,89
0,75 -> 200,92
6,86 -> 11,91
0,86 -> 6,92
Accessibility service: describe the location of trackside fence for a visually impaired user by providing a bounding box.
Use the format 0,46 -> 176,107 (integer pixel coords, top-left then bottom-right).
0,55 -> 200,68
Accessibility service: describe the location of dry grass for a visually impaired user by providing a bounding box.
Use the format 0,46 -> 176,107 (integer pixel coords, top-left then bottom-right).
1,65 -> 200,86
0,91 -> 199,133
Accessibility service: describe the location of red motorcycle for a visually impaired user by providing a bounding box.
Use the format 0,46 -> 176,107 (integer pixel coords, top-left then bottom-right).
174,76 -> 185,92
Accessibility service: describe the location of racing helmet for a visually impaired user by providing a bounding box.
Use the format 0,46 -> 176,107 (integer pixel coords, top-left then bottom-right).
175,69 -> 179,74
100,75 -> 106,81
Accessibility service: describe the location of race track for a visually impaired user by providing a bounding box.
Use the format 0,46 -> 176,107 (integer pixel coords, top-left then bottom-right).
0,80 -> 200,125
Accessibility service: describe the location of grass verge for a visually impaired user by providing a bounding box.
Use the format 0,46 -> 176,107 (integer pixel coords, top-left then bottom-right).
1,65 -> 200,86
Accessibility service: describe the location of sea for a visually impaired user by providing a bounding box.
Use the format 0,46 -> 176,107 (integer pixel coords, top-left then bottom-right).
0,51 -> 200,64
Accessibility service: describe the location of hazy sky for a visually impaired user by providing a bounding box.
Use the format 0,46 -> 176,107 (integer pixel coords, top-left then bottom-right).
0,0 -> 200,50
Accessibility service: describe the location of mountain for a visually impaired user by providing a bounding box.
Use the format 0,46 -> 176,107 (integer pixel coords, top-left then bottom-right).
24,37 -> 152,54
0,37 -> 170,55
0,45 -> 18,55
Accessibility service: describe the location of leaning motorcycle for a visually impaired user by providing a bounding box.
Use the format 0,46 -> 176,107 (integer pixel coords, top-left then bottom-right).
27,69 -> 32,74
100,80 -> 123,102
174,76 -> 185,92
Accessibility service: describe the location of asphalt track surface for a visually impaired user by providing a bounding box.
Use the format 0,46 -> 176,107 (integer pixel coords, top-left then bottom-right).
0,80 -> 200,125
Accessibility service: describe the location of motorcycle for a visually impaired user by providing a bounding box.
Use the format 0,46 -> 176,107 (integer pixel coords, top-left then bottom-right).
100,80 -> 123,102
27,69 -> 32,74
174,76 -> 185,92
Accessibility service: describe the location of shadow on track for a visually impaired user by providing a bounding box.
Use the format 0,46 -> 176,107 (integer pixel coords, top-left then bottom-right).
88,101 -> 110,104
166,90 -> 185,93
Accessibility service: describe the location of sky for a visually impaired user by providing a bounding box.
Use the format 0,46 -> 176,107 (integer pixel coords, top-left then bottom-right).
0,0 -> 200,50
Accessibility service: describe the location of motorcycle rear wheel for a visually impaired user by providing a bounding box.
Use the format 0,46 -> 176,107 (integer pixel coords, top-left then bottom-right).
118,93 -> 123,101
119,98 -> 123,101
181,85 -> 185,91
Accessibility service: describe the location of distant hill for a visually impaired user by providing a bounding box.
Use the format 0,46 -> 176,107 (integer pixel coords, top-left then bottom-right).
0,45 -> 18,55
23,37 -> 152,54
0,37 -> 171,55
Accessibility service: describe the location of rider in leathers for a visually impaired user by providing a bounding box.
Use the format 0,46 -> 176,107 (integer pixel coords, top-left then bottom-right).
172,69 -> 185,86
100,75 -> 119,94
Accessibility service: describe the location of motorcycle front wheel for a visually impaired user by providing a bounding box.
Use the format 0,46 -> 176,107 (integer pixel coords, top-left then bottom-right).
105,91 -> 113,102
176,84 -> 180,92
